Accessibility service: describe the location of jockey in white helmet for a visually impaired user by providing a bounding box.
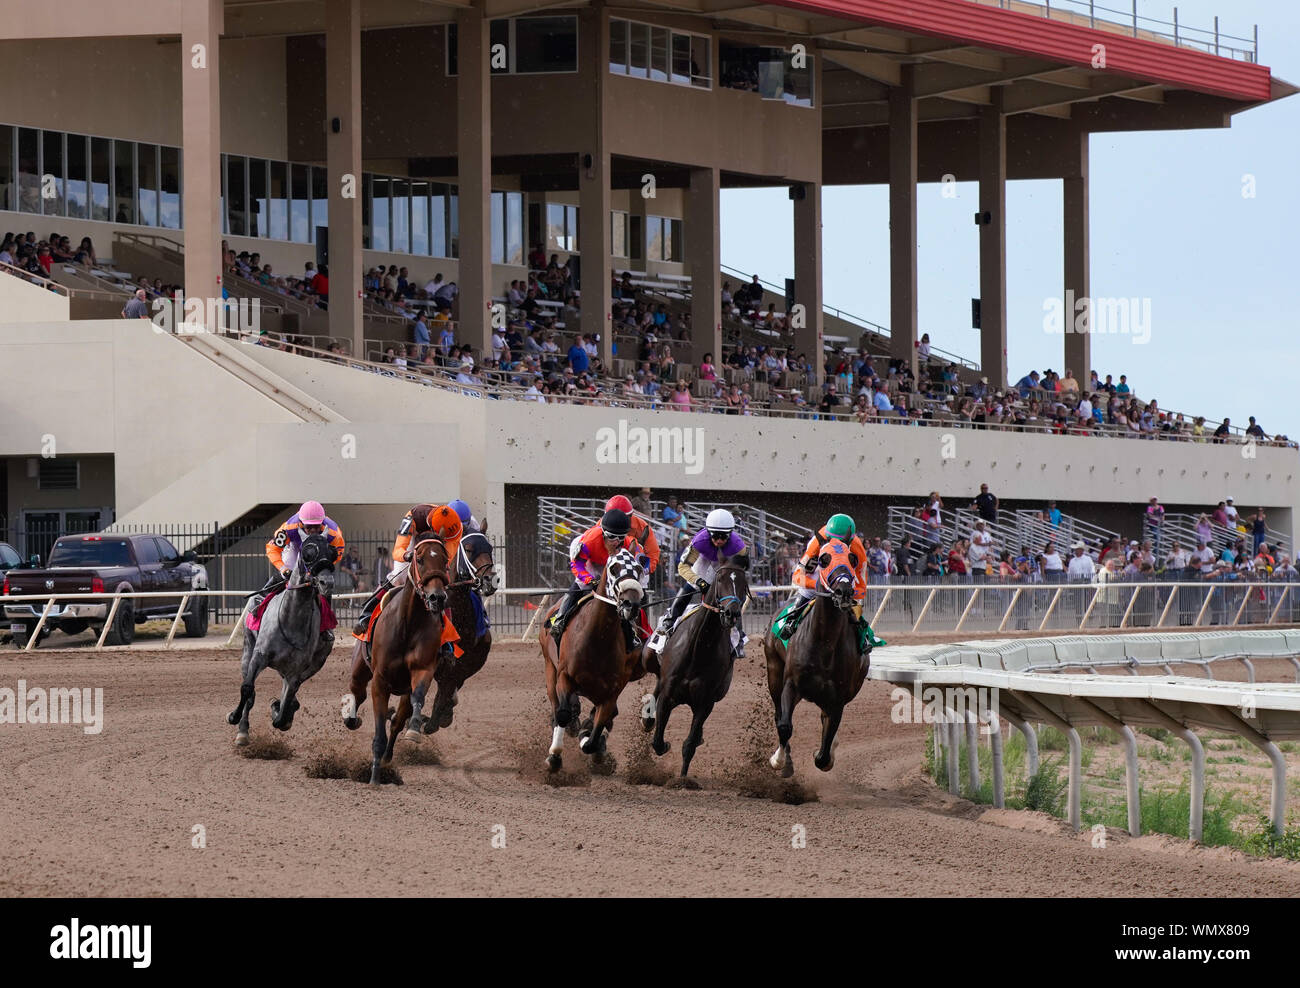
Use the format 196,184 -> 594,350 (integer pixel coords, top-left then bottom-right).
654,508 -> 749,647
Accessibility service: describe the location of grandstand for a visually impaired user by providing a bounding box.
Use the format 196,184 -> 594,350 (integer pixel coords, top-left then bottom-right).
0,0 -> 1296,588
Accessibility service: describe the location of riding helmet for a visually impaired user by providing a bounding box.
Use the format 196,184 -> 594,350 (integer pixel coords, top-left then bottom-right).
298,500 -> 325,525
448,499 -> 473,524
600,508 -> 631,538
705,508 -> 736,535
605,494 -> 634,514
826,513 -> 855,540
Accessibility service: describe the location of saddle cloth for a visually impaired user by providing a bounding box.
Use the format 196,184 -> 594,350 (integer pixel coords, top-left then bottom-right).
353,585 -> 463,657
246,588 -> 338,633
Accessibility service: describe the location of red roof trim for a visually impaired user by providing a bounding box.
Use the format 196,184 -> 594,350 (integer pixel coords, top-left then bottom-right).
770,0 -> 1271,101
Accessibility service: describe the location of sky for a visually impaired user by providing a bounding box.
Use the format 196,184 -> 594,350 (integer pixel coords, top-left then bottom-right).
720,0 -> 1300,438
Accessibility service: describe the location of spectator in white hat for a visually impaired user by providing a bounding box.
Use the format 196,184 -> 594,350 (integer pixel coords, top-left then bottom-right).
1224,497 -> 1239,527
1067,541 -> 1096,581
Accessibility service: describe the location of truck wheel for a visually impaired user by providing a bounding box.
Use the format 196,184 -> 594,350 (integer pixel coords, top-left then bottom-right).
103,601 -> 135,646
183,595 -> 209,638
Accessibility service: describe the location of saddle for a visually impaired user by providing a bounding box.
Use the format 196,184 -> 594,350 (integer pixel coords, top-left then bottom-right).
548,591 -> 646,651
353,585 -> 464,656
770,596 -> 812,643
246,587 -> 337,633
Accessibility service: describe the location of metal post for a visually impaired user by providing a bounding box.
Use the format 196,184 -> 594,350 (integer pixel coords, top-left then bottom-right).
945,715 -> 960,795
1173,7 -> 1179,46
26,597 -> 57,651
1214,16 -> 1220,56
165,592 -> 190,646
1254,24 -> 1258,62
911,587 -> 938,633
1089,0 -> 1094,29
965,710 -> 981,795
988,713 -> 1005,808
96,595 -> 122,649
1132,0 -> 1138,37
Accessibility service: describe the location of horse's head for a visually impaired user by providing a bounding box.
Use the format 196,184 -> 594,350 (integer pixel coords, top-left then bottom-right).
409,533 -> 450,617
710,554 -> 751,630
817,539 -> 858,610
293,533 -> 336,597
458,532 -> 499,597
604,546 -> 646,623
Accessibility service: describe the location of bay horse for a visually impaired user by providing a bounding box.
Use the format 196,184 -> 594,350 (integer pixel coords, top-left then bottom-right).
358,533 -> 453,784
539,546 -> 647,772
762,538 -> 869,777
228,533 -> 336,744
649,556 -> 749,778
422,530 -> 497,734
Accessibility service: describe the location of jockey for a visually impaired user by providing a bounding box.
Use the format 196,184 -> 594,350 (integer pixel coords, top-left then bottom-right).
353,503 -> 463,637
549,508 -> 644,644
654,509 -> 748,649
793,512 -> 882,654
604,494 -> 659,574
253,500 -> 344,648
448,498 -> 483,535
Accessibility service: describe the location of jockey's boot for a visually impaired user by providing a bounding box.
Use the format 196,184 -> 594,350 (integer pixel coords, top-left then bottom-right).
851,603 -> 887,653
656,583 -> 694,638
550,583 -> 584,644
250,571 -> 284,613
353,578 -> 391,636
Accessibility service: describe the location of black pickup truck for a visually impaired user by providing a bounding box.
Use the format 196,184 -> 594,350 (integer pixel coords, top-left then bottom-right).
3,533 -> 209,647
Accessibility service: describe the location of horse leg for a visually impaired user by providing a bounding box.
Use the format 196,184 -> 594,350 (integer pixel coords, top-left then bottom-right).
403,666 -> 436,741
651,677 -> 674,757
814,705 -> 845,772
271,675 -> 303,731
368,678 -> 391,785
770,680 -> 797,778
386,695 -> 411,762
580,699 -> 617,759
226,629 -> 257,732
680,701 -> 714,778
228,649 -> 266,746
342,639 -> 370,730
544,654 -> 565,772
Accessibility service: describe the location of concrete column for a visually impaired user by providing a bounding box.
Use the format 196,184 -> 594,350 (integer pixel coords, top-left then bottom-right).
792,180 -> 823,379
978,92 -> 1008,388
180,0 -> 223,324
888,64 -> 918,377
687,166 -> 721,367
457,5 -> 493,360
326,0 -> 363,356
1063,125 -> 1091,384
579,6 -> 613,369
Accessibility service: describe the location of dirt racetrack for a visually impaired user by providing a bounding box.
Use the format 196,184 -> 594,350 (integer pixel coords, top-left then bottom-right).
3,639 -> 1299,897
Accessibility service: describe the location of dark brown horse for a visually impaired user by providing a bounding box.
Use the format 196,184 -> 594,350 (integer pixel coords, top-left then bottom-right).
762,541 -> 869,777
345,533 -> 453,784
422,530 -> 497,734
649,556 -> 749,778
539,546 -> 646,772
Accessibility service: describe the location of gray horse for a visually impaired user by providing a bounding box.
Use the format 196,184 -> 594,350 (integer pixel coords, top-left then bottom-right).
228,533 -> 337,745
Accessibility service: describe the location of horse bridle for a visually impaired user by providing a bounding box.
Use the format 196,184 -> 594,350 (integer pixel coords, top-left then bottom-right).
408,536 -> 450,612
454,537 -> 497,595
699,565 -> 747,627
594,553 -> 643,619
814,563 -> 857,610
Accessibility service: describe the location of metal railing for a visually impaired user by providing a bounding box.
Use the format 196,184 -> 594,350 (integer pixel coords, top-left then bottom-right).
972,0 -> 1257,63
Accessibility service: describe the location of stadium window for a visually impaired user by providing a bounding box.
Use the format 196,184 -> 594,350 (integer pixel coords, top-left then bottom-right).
449,187 -> 459,258
41,131 -> 65,216
310,166 -> 328,242
17,127 -> 40,214
114,140 -> 135,225
269,160 -> 288,241
430,184 -> 447,258
0,126 -> 12,212
611,210 -> 627,258
609,19 -> 628,75
159,146 -> 181,230
505,191 -> 523,265
629,213 -> 642,261
490,192 -> 504,263
650,27 -> 669,82
137,142 -> 159,227
90,137 -> 111,222
371,175 -> 390,252
411,181 -> 429,256
290,163 -> 310,242
224,154 -> 245,236
783,51 -> 815,107
66,134 -> 88,220
666,218 -> 683,261
546,202 -> 578,253
248,158 -> 268,237
514,16 -> 577,73
391,178 -> 410,254
610,20 -> 709,89
646,214 -> 662,263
